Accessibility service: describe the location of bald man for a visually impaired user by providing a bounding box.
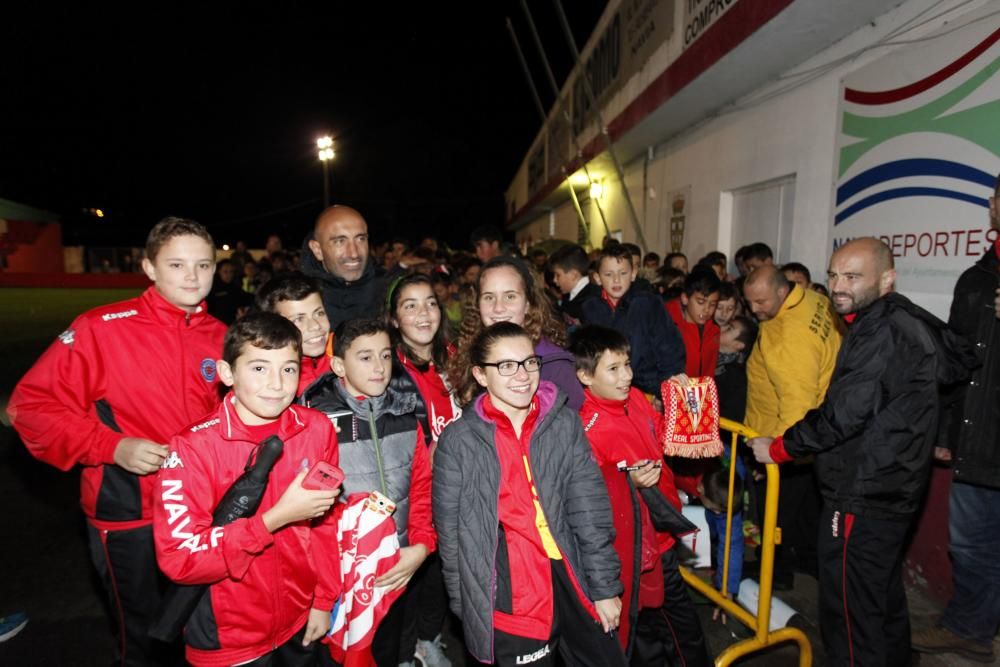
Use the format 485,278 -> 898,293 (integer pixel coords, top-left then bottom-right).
750,238 -> 976,666
301,205 -> 386,328
743,264 -> 841,587
744,265 -> 841,433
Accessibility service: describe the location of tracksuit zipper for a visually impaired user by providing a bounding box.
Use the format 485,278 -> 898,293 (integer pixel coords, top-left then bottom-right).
523,419 -> 594,619
368,402 -> 388,496
270,474 -> 280,650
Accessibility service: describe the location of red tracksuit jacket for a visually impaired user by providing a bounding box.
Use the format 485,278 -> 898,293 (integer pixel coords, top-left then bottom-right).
666,299 -> 720,378
297,334 -> 334,397
153,397 -> 343,667
7,287 -> 226,529
580,387 -> 684,553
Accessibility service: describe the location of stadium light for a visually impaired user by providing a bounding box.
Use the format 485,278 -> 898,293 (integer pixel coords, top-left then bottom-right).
317,136 -> 335,207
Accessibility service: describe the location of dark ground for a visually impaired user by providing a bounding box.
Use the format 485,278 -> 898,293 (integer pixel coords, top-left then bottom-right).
3,420 -> 992,666
0,419 -> 819,666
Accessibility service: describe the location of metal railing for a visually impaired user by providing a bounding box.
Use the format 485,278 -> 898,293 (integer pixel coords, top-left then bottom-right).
679,417 -> 812,666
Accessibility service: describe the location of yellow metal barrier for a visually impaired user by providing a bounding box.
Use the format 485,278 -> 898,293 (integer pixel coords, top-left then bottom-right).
678,417 -> 812,666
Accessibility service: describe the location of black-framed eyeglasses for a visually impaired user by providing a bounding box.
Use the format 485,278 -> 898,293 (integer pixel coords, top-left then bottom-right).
479,355 -> 543,376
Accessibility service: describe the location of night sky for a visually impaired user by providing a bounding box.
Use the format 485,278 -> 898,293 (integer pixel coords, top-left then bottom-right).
2,2 -> 607,250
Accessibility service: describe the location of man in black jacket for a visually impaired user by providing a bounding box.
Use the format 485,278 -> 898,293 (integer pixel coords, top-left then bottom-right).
912,178 -> 1000,664
301,205 -> 389,329
750,237 -> 976,667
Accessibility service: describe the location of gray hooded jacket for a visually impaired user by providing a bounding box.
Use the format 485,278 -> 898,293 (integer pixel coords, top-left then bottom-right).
432,381 -> 622,663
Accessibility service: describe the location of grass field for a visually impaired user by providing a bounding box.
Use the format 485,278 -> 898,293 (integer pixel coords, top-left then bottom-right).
0,288 -> 143,403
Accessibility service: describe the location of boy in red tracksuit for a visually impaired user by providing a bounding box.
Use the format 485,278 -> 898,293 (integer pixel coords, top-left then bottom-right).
7,217 -> 227,665
154,312 -> 343,667
572,326 -> 710,666
256,272 -> 333,397
666,267 -> 722,378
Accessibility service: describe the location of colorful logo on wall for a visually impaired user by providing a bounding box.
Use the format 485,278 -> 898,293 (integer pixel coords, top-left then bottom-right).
834,12 -> 1000,316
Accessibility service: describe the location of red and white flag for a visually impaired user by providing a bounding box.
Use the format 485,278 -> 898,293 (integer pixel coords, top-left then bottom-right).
325,491 -> 402,664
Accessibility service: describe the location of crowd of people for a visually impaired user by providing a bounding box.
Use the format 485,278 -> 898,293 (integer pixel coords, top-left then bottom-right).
6,181 -> 1000,667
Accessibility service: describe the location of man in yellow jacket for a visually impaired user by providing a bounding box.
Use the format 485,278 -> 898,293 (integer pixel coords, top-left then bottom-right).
744,264 -> 842,587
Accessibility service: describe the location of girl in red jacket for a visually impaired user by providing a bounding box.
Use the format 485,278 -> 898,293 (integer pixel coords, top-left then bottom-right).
385,273 -> 460,666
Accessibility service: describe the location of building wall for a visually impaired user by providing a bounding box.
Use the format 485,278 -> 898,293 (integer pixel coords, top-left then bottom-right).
513,1 -> 1000,602
522,64 -> 843,279
519,0 -> 997,296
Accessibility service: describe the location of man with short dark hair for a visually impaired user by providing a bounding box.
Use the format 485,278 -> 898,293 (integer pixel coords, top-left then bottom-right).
751,238 -> 976,666
911,175 -> 1000,664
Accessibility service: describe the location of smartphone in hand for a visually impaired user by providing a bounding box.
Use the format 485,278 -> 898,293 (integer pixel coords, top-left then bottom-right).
302,461 -> 345,491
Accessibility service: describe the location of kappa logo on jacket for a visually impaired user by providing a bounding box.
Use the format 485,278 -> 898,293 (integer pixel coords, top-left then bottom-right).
190,418 -> 220,432
161,451 -> 184,469
101,309 -> 138,322
58,329 -> 75,345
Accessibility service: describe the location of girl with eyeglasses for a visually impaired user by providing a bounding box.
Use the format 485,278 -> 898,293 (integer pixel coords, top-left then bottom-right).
446,256 -> 584,410
434,322 -> 627,667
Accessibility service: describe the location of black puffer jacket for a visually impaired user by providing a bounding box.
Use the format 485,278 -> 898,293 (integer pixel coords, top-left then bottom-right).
432,382 -> 622,663
942,249 -> 999,488
783,293 -> 976,519
299,235 -> 392,329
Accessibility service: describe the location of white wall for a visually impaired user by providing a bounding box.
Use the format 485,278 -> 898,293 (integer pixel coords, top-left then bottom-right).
534,0 -> 994,295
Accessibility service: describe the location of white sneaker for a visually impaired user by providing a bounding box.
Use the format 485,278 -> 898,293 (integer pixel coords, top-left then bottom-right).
415,635 -> 452,667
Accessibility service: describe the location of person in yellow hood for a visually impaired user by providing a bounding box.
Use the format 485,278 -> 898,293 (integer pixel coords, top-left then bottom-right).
743,263 -> 842,586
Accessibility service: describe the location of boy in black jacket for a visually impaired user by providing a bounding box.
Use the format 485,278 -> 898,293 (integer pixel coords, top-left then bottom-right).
581,244 -> 685,396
